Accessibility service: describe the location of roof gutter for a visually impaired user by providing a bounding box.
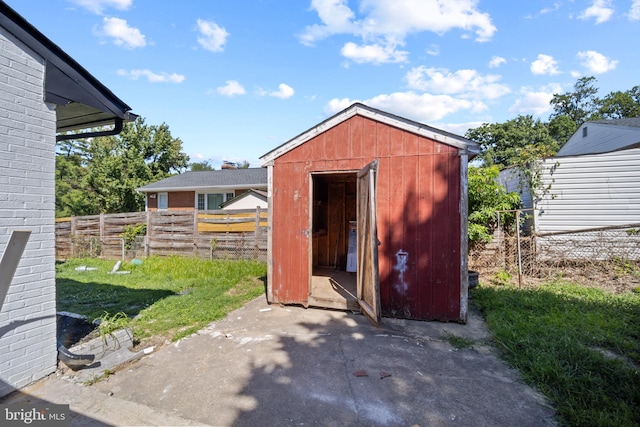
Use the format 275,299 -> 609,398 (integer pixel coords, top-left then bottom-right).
56,117 -> 123,142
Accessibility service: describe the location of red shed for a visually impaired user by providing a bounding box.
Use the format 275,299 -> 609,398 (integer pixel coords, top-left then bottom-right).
260,104 -> 479,323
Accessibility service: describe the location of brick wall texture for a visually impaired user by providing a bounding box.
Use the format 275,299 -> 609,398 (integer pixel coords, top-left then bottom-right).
0,28 -> 58,397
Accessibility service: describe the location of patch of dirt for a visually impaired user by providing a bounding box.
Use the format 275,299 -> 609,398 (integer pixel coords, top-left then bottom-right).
225,275 -> 265,296
133,335 -> 171,352
477,261 -> 640,295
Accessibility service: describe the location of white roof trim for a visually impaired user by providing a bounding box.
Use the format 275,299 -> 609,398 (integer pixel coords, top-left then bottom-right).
260,103 -> 479,165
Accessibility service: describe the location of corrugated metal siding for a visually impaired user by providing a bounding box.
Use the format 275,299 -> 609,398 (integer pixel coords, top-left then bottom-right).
270,115 -> 463,321
558,122 -> 640,156
535,148 -> 640,233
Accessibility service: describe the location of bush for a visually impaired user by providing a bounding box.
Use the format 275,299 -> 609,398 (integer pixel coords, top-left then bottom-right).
121,223 -> 147,250
468,166 -> 521,249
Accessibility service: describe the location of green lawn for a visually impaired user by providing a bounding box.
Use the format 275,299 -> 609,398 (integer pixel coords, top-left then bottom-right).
472,280 -> 640,427
56,256 -> 267,344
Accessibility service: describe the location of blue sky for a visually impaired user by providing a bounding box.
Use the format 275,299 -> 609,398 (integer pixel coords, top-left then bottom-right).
7,0 -> 640,168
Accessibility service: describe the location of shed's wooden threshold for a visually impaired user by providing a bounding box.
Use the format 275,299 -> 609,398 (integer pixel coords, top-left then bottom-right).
309,268 -> 358,311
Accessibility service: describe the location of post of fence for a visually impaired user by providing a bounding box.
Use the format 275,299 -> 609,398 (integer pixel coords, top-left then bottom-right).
99,213 -> 105,257
497,212 -> 502,268
516,209 -> 522,287
255,206 -> 261,259
145,210 -> 151,257
194,210 -> 199,256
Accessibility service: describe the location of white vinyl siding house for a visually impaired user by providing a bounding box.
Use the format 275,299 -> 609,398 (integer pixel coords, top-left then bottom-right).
497,168 -> 533,212
557,119 -> 640,156
220,189 -> 268,210
535,148 -> 640,233
499,118 -> 640,261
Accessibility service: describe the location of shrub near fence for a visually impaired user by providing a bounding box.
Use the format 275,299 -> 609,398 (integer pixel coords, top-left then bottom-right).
55,208 -> 268,262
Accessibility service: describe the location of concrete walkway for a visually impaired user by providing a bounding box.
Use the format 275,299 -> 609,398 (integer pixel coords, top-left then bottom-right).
2,296 -> 556,426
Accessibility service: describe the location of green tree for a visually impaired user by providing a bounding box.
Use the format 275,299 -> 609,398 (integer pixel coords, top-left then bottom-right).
548,77 -> 640,146
468,166 -> 521,248
237,160 -> 250,169
598,85 -> 640,119
465,115 -> 558,168
55,150 -> 91,217
190,161 -> 215,171
547,115 -> 577,150
55,117 -> 189,216
549,76 -> 601,127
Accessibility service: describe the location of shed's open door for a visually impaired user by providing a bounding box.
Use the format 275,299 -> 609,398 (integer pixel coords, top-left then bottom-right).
356,160 -> 381,325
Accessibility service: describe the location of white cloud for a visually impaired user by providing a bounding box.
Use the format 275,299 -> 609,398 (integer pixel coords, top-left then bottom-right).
325,98 -> 359,114
117,69 -> 185,83
488,56 -> 506,68
340,41 -> 408,64
300,0 -> 496,64
197,19 -> 229,52
577,50 -> 618,73
95,17 -> 146,49
509,92 -> 552,116
299,0 -> 357,46
425,44 -> 439,56
68,0 -> 131,15
530,54 -> 560,75
216,80 -> 246,96
269,83 -> 295,99
631,0 -> 640,20
538,2 -> 561,15
325,92 -> 486,123
440,121 -> 485,136
578,0 -> 614,24
405,67 -> 510,100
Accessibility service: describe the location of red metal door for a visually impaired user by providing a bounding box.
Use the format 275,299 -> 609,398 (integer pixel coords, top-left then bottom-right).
356,160 -> 381,325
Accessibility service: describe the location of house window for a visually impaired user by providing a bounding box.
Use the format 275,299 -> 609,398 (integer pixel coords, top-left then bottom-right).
158,192 -> 168,210
583,126 -> 588,137
197,192 -> 235,210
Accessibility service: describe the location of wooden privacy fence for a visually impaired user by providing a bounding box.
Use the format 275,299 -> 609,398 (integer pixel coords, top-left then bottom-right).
55,208 -> 268,261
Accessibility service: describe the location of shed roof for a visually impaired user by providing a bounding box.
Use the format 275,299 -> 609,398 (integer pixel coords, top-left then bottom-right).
136,169 -> 268,193
0,3 -> 136,133
557,118 -> 640,157
260,103 -> 480,165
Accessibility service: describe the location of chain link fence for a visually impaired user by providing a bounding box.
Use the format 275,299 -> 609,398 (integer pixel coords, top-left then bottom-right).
469,212 -> 640,290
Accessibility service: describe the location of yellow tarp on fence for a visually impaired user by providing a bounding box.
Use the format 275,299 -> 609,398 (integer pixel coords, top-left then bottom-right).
197,212 -> 268,233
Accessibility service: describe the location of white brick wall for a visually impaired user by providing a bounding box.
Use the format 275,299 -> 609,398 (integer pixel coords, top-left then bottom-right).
0,27 -> 58,397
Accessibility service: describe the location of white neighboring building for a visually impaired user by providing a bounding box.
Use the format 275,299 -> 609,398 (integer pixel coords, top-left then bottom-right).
499,118 -> 640,261
0,4 -> 136,397
220,189 -> 268,210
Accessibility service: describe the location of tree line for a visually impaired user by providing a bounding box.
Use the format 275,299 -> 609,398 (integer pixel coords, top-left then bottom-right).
55,76 -> 639,234
55,119 -> 253,217
56,118 -> 190,217
465,76 -> 640,246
